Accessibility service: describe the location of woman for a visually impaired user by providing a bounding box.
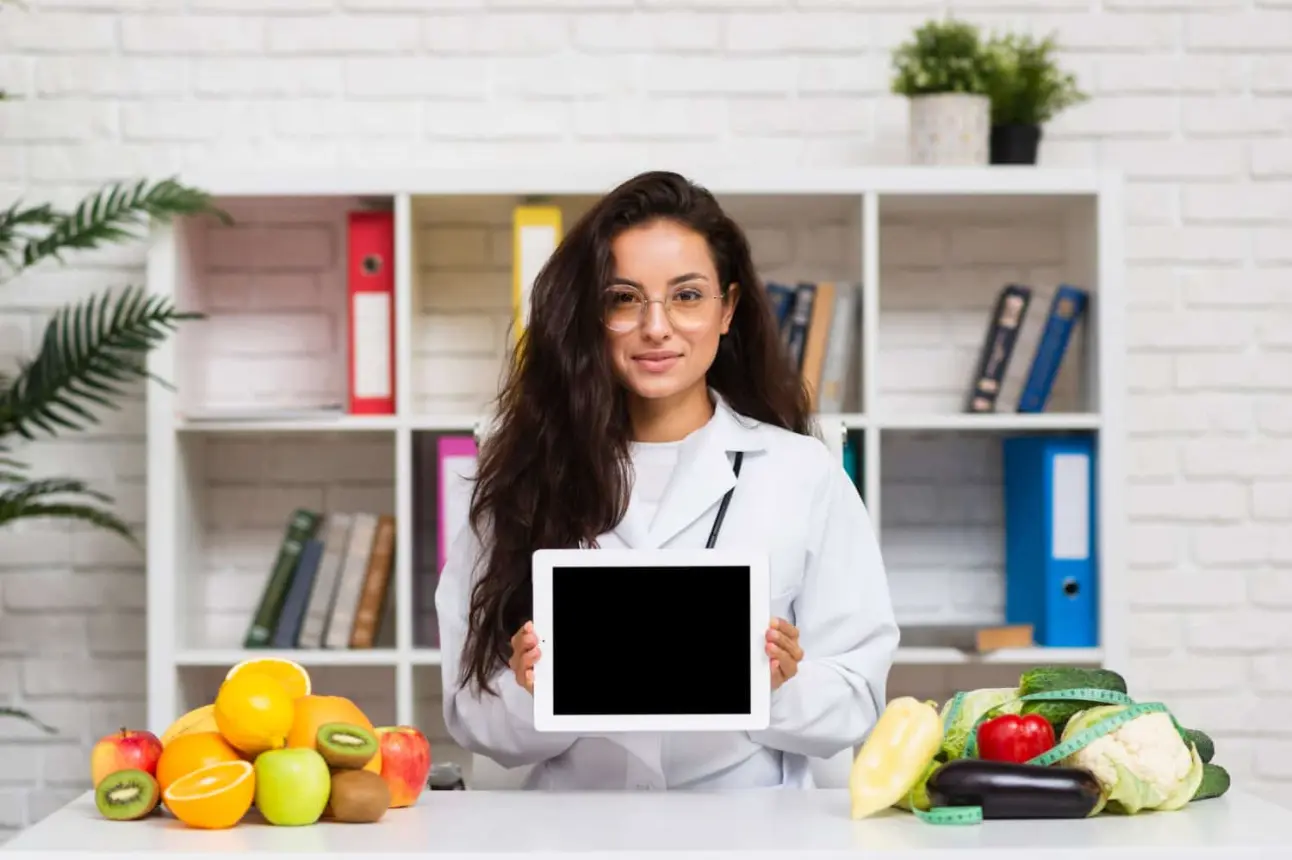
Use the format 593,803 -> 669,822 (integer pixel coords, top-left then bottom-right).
435,170 -> 899,791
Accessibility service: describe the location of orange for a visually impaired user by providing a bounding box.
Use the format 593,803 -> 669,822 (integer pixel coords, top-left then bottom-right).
286,694 -> 382,774
163,760 -> 255,829
155,731 -> 243,793
225,658 -> 311,700
213,671 -> 295,757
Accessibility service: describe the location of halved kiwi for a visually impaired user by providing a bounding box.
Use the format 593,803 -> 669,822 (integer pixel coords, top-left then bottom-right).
316,721 -> 379,770
325,768 -> 390,823
95,768 -> 160,821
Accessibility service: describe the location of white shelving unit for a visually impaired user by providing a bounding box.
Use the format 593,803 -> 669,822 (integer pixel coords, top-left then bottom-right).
143,167 -> 1125,752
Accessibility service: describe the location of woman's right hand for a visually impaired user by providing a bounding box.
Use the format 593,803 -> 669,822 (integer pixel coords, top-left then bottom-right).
509,621 -> 540,694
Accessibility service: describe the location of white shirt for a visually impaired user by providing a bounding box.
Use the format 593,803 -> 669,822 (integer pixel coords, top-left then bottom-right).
627,438 -> 784,789
628,439 -> 681,533
435,393 -> 900,792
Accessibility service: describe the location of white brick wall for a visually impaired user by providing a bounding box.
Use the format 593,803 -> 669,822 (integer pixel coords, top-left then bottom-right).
2,0 -> 1290,837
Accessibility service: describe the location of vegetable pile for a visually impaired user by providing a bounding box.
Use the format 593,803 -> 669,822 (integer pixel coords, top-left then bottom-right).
848,665 -> 1232,824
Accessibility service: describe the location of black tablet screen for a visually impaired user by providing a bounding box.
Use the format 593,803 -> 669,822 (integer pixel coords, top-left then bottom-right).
550,564 -> 752,716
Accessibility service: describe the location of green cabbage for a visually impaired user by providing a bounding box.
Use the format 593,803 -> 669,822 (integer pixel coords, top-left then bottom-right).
1059,704 -> 1205,815
937,687 -> 1022,759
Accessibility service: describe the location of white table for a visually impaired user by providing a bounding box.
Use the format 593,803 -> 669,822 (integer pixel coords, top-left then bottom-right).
3,788 -> 1288,859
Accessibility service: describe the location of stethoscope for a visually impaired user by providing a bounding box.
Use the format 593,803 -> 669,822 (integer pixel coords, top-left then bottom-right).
704,451 -> 743,549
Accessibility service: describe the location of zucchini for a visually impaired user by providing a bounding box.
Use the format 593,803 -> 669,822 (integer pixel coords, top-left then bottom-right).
1017,666 -> 1128,733
926,758 -> 1103,820
1183,728 -> 1215,764
1191,763 -> 1230,801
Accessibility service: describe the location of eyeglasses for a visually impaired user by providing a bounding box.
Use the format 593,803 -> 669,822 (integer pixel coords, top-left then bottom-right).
602,285 -> 726,333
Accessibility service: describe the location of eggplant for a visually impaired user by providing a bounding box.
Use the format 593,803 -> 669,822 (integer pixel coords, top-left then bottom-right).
925,758 -> 1103,820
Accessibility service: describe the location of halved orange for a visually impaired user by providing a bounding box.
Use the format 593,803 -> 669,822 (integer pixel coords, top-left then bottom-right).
156,731 -> 243,793
162,760 -> 255,830
225,657 -> 311,700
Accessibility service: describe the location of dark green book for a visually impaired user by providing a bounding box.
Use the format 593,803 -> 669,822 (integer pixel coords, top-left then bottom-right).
243,508 -> 322,648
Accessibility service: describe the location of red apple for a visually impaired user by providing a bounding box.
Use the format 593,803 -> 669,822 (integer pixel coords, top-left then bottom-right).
374,726 -> 431,808
90,727 -> 162,787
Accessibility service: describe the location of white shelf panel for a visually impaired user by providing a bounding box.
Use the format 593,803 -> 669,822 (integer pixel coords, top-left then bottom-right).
179,166 -> 1111,199
171,411 -> 1101,436
876,413 -> 1102,432
407,414 -> 482,432
894,647 -> 1103,666
410,649 -> 443,666
176,415 -> 402,433
175,649 -> 403,668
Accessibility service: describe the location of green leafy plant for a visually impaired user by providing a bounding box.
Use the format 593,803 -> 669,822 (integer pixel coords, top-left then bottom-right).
890,17 -> 991,97
981,31 -> 1088,126
0,178 -> 227,545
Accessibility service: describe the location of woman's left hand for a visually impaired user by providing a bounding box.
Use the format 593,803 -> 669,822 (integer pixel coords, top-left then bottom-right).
766,617 -> 803,690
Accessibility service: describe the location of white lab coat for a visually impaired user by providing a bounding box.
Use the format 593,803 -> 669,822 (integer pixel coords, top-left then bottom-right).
435,393 -> 900,791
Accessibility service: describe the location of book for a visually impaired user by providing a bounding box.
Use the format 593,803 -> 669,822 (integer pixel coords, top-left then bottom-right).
966,284 -> 1032,413
243,508 -> 322,648
1017,284 -> 1089,413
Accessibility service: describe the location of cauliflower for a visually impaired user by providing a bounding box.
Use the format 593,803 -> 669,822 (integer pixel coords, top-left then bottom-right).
1059,704 -> 1205,815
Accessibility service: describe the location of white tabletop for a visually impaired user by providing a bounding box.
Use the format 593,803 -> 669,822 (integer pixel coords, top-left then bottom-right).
2,788 -> 1289,859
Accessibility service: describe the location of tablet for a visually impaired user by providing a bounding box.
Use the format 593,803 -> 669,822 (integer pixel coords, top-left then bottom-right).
530,547 -> 771,733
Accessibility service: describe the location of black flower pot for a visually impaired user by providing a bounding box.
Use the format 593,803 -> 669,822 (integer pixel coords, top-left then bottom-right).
990,124 -> 1042,165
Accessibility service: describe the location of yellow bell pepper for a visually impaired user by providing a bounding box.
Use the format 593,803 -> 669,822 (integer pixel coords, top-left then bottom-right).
849,696 -> 944,819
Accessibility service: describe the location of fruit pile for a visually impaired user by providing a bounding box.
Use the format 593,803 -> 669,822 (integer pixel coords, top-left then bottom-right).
91,658 -> 433,829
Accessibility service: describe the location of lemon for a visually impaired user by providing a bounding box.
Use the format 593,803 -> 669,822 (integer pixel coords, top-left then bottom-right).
160,703 -> 218,747
213,671 -> 295,757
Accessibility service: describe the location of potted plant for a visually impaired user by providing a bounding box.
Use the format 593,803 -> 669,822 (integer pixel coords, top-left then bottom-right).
890,17 -> 992,166
981,31 -> 1088,165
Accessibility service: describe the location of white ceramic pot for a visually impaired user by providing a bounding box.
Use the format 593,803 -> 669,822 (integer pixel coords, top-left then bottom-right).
907,93 -> 990,166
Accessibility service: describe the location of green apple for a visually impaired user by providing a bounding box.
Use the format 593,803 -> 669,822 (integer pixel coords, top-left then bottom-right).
254,748 -> 331,826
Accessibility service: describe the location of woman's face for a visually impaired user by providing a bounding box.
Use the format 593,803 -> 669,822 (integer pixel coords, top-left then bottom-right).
603,219 -> 737,405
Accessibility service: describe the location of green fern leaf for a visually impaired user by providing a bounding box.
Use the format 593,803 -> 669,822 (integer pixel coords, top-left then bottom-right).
0,481 -> 135,543
18,176 -> 229,273
0,199 -> 58,271
0,284 -> 201,440
0,706 -> 57,734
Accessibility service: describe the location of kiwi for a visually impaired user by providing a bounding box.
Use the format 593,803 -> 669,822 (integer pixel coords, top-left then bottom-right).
325,769 -> 390,823
95,769 -> 160,821
316,721 -> 379,769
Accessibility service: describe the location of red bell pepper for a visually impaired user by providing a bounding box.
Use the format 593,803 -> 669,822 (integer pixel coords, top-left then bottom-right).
976,713 -> 1056,763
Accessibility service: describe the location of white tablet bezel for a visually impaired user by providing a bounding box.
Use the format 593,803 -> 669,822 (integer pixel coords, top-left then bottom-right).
530,547 -> 771,733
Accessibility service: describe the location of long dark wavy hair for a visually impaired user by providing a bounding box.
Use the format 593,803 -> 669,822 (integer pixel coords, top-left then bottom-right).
459,170 -> 813,695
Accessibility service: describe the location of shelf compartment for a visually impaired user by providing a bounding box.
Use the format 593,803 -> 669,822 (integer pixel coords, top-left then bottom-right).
879,426 -> 1102,652
409,428 -> 479,651
170,429 -> 397,654
163,194 -> 396,422
874,190 -> 1097,419
405,190 -> 868,418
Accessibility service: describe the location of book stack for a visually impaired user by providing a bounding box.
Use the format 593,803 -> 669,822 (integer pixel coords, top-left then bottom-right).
242,508 -> 396,650
965,283 -> 1089,414
764,280 -> 860,414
